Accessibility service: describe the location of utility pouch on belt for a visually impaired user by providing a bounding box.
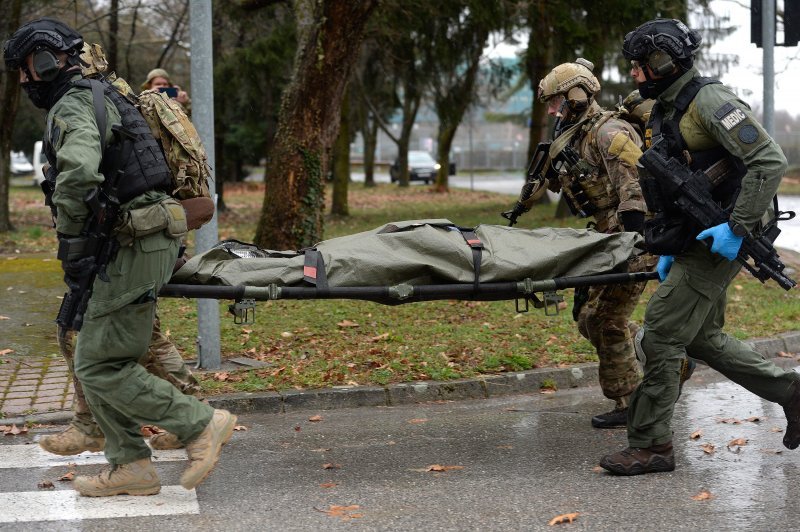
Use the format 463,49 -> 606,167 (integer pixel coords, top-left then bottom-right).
115,197 -> 188,246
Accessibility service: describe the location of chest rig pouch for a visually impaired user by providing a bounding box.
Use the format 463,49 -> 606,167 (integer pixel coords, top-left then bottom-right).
640,77 -> 746,255
71,78 -> 173,204
554,112 -> 617,219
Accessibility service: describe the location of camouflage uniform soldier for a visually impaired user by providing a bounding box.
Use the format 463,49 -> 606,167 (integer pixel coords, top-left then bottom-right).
519,59 -> 655,428
600,18 -> 800,475
4,18 -> 236,497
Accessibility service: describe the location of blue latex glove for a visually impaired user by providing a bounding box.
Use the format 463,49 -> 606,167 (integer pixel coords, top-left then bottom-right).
696,222 -> 743,261
656,255 -> 674,282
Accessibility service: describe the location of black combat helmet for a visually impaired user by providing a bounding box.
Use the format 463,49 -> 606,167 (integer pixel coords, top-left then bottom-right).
3,17 -> 83,72
622,18 -> 701,72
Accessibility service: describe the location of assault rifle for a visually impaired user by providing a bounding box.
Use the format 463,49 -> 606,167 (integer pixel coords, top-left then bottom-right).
56,125 -> 135,330
502,142 -> 581,226
638,141 -> 797,291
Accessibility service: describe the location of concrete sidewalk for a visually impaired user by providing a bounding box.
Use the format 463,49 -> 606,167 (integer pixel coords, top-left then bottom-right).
2,331 -> 800,426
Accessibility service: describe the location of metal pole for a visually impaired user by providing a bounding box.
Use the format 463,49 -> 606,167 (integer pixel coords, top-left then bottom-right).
762,0 -> 775,136
190,0 -> 221,369
469,110 -> 474,191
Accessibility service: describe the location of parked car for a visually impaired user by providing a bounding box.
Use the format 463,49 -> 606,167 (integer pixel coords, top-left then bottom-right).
32,141 -> 46,186
390,151 -> 440,184
10,151 -> 33,176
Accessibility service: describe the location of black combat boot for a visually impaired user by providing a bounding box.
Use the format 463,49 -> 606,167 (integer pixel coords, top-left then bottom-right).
599,441 -> 675,476
782,382 -> 800,450
591,407 -> 628,428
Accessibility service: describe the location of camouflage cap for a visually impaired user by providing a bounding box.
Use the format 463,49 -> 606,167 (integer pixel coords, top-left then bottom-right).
141,67 -> 171,90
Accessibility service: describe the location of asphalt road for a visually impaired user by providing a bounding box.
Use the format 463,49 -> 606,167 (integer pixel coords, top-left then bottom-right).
5,363 -> 800,531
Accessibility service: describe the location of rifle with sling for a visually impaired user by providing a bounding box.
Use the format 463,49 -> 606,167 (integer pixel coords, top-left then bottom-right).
638,140 -> 796,290
56,124 -> 136,330
502,142 -> 581,226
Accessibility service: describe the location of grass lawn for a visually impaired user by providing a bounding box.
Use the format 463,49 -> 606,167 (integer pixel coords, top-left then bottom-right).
5,181 -> 800,395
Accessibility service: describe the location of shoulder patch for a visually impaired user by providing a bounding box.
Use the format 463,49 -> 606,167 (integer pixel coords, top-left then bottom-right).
718,107 -> 746,131
738,124 -> 759,144
713,102 -> 736,119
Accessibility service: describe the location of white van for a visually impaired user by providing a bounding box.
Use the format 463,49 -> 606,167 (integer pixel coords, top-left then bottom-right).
32,141 -> 46,186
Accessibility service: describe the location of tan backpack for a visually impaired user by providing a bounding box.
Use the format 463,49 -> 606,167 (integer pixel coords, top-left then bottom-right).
137,89 -> 212,200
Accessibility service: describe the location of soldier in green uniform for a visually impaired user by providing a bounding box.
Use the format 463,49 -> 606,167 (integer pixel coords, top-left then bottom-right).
600,18 -> 800,475
4,18 -> 236,496
522,59 -> 656,428
39,43 -> 201,457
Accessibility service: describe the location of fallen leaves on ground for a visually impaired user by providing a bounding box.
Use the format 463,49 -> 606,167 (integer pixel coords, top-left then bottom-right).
425,464 -> 464,472
407,418 -> 428,424
717,417 -> 742,424
0,316 -> 9,320
2,424 -> 28,436
58,471 -> 75,481
0,348 -> 14,356
778,351 -> 794,358
234,425 -> 248,431
690,429 -> 703,439
700,443 -> 716,455
548,512 -> 579,525
140,425 -> 165,437
745,416 -> 762,423
759,448 -> 783,455
319,482 -> 337,488
691,490 -> 713,501
727,438 -> 748,453
337,320 -> 359,328
308,415 -> 323,422
371,333 -> 389,342
322,463 -> 341,470
316,504 -> 363,520
37,480 -> 54,490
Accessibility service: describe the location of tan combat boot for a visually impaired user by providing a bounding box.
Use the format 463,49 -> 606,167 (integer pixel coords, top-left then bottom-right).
74,457 -> 161,497
150,430 -> 184,450
180,409 -> 237,490
39,426 -> 105,456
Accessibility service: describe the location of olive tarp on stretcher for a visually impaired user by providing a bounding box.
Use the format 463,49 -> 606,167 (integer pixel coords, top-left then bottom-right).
159,219 -> 657,323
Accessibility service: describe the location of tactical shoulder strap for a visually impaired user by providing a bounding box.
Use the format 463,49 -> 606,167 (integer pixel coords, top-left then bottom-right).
72,78 -> 108,153
650,76 -> 721,147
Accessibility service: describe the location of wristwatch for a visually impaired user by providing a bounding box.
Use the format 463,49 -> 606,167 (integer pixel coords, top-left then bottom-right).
728,220 -> 748,238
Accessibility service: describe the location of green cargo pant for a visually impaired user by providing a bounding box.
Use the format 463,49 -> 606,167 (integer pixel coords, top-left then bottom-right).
58,312 -> 202,439
577,253 -> 655,406
73,232 -> 213,465
628,241 -> 799,448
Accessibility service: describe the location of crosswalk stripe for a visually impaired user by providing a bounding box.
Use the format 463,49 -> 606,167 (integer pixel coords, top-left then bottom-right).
0,445 -> 187,469
0,485 -> 199,523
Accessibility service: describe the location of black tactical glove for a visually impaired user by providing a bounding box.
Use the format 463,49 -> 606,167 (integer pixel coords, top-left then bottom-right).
619,211 -> 645,234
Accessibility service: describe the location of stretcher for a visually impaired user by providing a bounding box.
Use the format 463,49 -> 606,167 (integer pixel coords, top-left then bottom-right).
159,219 -> 657,323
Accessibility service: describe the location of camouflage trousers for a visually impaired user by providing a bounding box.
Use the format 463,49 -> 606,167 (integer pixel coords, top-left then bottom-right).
576,253 -> 657,406
58,311 -> 202,438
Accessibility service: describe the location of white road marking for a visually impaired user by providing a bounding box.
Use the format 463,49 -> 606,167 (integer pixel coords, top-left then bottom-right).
0,444 -> 187,469
0,485 -> 199,523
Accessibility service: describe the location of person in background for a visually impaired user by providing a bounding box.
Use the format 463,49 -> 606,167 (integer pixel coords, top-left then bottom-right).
141,67 -> 191,110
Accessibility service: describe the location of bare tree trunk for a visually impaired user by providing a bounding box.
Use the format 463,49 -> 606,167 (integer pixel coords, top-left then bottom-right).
362,112 -> 378,188
107,0 -> 119,72
0,0 -> 23,233
254,0 -> 376,249
331,89 -> 350,216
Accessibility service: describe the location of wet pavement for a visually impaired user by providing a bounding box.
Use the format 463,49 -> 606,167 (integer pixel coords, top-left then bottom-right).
4,364 -> 800,530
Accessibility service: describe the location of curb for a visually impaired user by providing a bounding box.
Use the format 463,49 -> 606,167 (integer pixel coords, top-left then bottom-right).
3,331 -> 799,426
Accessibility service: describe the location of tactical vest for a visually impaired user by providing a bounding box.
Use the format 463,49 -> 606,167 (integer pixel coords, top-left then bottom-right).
640,77 -> 748,255
43,78 -> 172,207
552,110 -> 626,229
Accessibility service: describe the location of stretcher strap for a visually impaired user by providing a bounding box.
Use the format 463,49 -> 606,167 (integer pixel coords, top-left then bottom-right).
459,229 -> 483,290
303,249 -> 329,288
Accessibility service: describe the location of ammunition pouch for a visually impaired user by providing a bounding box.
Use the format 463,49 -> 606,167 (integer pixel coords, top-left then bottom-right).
643,212 -> 698,256
115,197 -> 188,246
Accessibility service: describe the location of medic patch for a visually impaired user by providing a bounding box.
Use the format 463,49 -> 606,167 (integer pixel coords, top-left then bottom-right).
718,107 -> 746,131
738,124 -> 759,144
